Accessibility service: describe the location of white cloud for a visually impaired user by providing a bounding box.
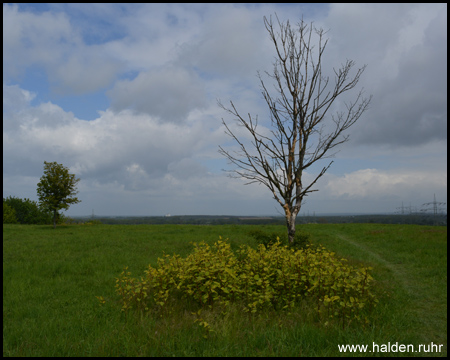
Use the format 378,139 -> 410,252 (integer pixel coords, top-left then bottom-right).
322,168 -> 446,202
3,4 -> 74,78
3,4 -> 122,94
3,84 -> 36,116
2,82 -> 277,215
4,83 -> 209,184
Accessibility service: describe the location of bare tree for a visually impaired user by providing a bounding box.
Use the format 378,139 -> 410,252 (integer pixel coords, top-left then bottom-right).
219,15 -> 372,243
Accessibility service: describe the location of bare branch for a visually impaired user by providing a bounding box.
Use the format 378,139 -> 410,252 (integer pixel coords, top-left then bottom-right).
219,14 -> 371,242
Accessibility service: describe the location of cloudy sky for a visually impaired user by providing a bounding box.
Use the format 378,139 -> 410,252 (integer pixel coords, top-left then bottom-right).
3,3 -> 447,217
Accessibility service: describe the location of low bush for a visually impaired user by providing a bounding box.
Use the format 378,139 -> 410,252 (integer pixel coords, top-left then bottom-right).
106,238 -> 378,328
248,228 -> 311,250
80,219 -> 103,225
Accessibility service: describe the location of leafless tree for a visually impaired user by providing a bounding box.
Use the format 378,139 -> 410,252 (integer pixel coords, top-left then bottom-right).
219,15 -> 372,243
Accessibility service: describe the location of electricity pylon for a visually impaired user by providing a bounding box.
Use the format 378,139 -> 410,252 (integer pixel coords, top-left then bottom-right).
421,194 -> 446,216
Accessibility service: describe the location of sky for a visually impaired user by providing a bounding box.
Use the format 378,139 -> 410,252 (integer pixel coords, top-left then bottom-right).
3,3 -> 447,217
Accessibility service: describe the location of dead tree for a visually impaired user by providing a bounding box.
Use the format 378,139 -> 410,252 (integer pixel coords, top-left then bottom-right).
219,15 -> 372,243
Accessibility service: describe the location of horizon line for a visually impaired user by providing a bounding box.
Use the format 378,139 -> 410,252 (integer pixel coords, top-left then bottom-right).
69,212 -> 447,218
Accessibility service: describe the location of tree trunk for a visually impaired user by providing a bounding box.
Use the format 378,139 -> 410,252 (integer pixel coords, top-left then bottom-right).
53,210 -> 57,229
285,207 -> 299,244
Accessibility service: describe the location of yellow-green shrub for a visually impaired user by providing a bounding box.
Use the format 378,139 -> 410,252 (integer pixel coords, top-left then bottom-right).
110,238 -> 378,326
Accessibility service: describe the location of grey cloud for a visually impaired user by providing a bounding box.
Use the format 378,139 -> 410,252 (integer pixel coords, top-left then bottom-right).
107,66 -> 206,122
175,6 -> 269,79
168,158 -> 208,179
51,50 -> 122,95
354,40 -> 446,145
328,4 -> 447,147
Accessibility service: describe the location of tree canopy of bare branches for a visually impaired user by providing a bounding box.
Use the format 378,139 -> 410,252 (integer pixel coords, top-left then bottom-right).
219,15 -> 372,243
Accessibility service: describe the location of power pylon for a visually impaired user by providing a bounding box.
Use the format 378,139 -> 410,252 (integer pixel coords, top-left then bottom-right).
396,202 -> 411,215
421,194 -> 446,216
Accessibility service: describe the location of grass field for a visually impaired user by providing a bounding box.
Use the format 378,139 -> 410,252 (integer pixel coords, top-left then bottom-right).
3,223 -> 447,356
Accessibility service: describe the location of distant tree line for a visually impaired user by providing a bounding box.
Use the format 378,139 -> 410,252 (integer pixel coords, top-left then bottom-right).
76,214 -> 446,226
310,214 -> 447,226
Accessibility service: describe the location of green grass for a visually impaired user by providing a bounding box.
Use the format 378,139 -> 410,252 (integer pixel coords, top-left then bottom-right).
3,223 -> 447,356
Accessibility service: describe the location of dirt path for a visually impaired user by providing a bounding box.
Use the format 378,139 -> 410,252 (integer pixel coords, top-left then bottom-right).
334,231 -> 446,345
334,233 -> 414,295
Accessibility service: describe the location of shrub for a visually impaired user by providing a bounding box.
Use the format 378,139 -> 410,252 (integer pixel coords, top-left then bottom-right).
3,196 -> 66,225
83,219 -> 103,225
3,202 -> 18,224
4,196 -> 50,224
107,238 -> 378,328
248,228 -> 311,250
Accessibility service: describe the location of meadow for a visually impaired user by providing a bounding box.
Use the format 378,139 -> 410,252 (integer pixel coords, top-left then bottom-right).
3,223 -> 447,356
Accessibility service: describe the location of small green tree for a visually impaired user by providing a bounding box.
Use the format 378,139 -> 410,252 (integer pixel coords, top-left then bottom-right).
37,161 -> 81,228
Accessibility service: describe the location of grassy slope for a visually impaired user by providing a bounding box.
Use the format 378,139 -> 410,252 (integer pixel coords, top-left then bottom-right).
3,223 -> 447,356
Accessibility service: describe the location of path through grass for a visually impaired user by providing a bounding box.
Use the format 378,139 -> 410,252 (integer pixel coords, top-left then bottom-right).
310,224 -> 447,347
